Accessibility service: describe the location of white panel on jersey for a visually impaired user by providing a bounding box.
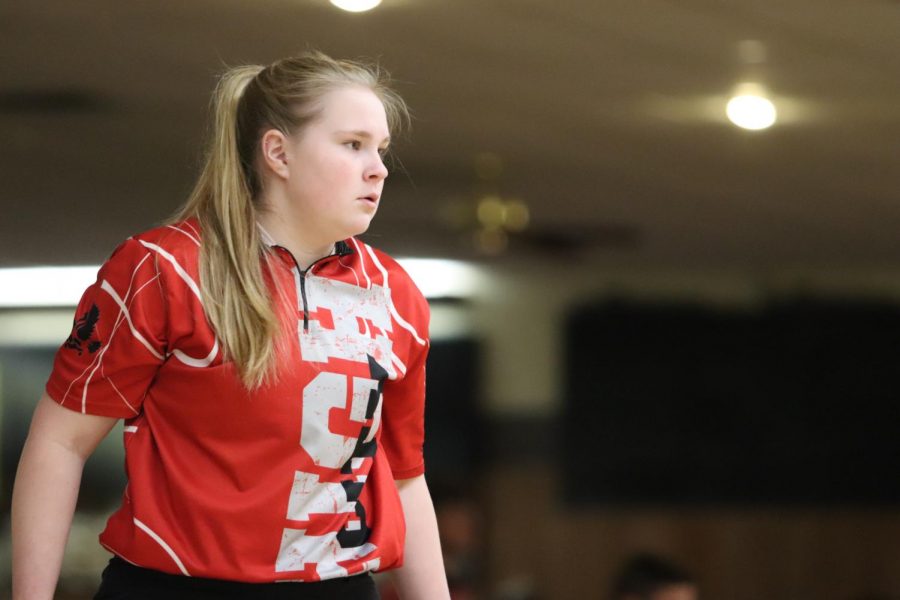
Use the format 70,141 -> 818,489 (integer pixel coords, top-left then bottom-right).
316,558 -> 350,581
298,276 -> 394,376
301,372 -> 378,469
313,541 -> 378,580
363,557 -> 381,572
276,528 -> 343,575
301,373 -> 357,469
351,376 -> 378,422
286,471 -> 352,521
363,396 -> 383,444
275,529 -> 377,577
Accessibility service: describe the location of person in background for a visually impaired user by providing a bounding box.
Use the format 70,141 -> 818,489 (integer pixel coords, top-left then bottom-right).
610,553 -> 698,600
12,51 -> 450,600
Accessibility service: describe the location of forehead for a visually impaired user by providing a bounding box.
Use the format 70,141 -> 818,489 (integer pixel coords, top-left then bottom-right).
313,86 -> 389,137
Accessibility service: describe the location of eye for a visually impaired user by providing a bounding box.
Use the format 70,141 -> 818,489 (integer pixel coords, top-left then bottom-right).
378,146 -> 390,158
345,140 -> 362,150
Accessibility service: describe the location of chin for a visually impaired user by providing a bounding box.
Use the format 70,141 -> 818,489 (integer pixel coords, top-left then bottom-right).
344,218 -> 374,240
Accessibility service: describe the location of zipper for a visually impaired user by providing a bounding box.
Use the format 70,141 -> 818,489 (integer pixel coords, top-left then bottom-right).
276,246 -> 342,332
298,270 -> 310,331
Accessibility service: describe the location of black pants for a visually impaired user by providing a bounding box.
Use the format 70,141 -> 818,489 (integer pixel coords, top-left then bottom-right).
94,557 -> 380,600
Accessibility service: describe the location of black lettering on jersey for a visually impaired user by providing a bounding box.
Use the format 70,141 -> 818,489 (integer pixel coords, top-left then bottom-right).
337,354 -> 388,549
64,304 -> 102,355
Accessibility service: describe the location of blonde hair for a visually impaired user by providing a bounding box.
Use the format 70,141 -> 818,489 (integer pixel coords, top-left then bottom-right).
171,51 -> 408,388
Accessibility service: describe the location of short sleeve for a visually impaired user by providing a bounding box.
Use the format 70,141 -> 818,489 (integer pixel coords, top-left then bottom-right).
46,238 -> 168,418
379,279 -> 431,480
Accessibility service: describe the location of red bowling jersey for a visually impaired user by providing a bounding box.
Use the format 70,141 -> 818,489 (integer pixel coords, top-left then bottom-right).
46,219 -> 430,582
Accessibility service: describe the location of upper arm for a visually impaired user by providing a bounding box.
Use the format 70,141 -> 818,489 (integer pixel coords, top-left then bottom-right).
27,392 -> 118,460
380,349 -> 429,479
394,474 -> 431,516
367,250 -> 432,478
380,296 -> 430,480
394,473 -> 426,489
45,237 -> 168,418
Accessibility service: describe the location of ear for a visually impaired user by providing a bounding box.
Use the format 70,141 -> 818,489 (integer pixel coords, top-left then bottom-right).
260,129 -> 290,180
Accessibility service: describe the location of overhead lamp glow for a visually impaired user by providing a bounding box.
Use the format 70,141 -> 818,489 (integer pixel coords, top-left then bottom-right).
726,89 -> 777,131
330,0 -> 382,12
396,259 -> 482,299
0,260 -> 479,307
0,266 -> 97,307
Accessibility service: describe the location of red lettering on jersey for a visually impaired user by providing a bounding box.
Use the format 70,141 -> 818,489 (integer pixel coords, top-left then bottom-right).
308,307 -> 334,330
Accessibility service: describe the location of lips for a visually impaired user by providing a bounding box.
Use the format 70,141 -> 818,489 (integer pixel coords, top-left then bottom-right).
359,194 -> 379,204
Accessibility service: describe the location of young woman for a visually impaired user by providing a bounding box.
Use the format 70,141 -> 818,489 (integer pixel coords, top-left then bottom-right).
11,52 -> 450,600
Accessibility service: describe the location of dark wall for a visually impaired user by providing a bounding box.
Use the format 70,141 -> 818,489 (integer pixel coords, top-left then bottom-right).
563,298 -> 900,506
423,337 -> 483,491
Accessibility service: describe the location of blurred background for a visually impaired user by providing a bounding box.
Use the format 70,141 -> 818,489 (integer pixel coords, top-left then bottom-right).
2,1 -> 900,599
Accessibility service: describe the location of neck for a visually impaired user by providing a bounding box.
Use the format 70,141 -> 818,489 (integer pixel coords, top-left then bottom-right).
257,211 -> 335,271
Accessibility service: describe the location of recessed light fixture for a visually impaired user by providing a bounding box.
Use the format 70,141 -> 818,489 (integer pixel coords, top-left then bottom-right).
726,83 -> 778,131
330,0 -> 382,12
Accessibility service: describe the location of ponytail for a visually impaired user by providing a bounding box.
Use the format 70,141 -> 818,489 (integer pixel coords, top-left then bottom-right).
172,65 -> 280,389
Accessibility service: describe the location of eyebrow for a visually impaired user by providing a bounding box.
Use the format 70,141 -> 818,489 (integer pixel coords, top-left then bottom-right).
338,130 -> 391,146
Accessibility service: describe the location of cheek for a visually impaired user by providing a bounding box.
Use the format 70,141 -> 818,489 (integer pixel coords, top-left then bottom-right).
288,151 -> 359,209
307,155 -> 352,188
291,161 -> 332,197
331,157 -> 359,183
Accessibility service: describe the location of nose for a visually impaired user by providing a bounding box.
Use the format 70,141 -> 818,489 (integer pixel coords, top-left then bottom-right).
366,155 -> 389,182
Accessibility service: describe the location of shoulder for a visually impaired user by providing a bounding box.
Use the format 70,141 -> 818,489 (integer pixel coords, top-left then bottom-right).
105,219 -> 202,280
351,239 -> 430,328
356,241 -> 426,302
97,220 -> 202,293
128,219 -> 202,263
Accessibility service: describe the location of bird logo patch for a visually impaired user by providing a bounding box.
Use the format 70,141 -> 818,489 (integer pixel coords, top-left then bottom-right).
64,304 -> 103,355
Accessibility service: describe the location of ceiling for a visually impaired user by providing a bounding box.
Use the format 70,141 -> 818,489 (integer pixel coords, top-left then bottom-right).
2,0 -> 899,270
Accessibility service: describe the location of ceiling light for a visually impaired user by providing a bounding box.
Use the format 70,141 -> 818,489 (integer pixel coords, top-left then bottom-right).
330,0 -> 382,12
726,84 -> 777,130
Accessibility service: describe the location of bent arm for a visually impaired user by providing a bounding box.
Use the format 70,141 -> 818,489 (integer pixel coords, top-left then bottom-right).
11,393 -> 118,600
391,474 -> 450,600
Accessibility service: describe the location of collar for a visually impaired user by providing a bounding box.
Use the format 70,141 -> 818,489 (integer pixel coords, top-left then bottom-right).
257,222 -> 354,257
